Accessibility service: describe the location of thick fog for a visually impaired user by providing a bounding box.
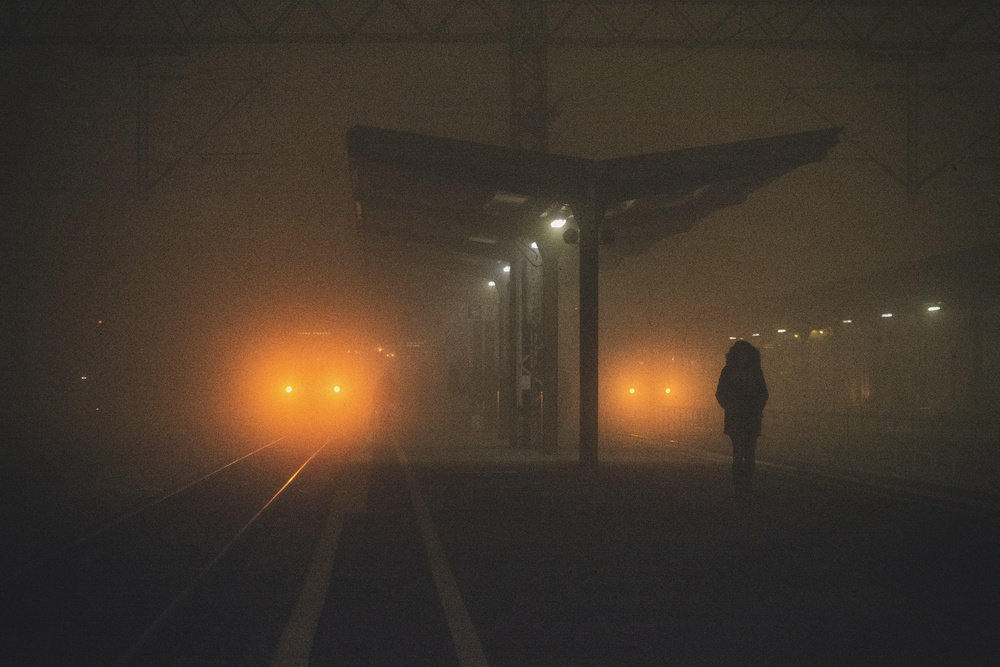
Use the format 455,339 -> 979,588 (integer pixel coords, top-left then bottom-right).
3,39 -> 998,519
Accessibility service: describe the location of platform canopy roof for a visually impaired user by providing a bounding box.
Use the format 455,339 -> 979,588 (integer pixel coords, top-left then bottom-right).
346,125 -> 840,265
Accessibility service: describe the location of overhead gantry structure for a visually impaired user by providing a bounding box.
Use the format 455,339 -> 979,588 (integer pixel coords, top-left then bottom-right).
347,124 -> 840,465
4,1 -> 997,194
8,0 -> 991,462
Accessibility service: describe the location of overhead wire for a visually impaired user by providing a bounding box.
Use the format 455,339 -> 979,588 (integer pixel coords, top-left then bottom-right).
548,4 -> 820,134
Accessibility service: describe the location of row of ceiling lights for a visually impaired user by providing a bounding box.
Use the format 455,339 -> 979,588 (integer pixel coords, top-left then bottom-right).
483,218 -> 569,287
729,303 -> 945,341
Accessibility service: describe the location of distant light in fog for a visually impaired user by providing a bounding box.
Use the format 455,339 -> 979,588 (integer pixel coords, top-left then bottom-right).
843,319 -> 852,323
882,313 -> 893,318
81,376 -> 87,380
488,280 -> 496,287
665,388 -> 671,394
286,386 -> 292,392
530,242 -> 538,249
629,387 -> 635,394
550,218 -> 567,228
334,386 -> 341,393
928,306 -> 941,311
752,333 -> 760,336
777,329 -> 786,333
503,265 -> 510,273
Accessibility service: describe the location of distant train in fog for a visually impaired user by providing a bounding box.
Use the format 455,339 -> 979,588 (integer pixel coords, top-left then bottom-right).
239,331 -> 396,436
606,243 -> 1000,450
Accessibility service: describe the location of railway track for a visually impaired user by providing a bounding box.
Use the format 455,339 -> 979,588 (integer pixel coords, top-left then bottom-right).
4,429 -> 996,664
0,433 -> 363,665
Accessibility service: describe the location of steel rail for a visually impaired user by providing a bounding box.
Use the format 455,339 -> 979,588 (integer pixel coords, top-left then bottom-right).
1,435 -> 287,588
115,438 -> 331,666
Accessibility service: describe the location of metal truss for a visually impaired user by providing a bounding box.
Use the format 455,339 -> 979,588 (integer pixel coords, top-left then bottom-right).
5,0 -> 997,198
134,59 -> 263,199
3,1 -> 999,54
510,0 -> 549,152
767,54 -> 1000,195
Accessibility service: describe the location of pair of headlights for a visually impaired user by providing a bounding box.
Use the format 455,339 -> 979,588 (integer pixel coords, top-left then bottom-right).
284,385 -> 341,393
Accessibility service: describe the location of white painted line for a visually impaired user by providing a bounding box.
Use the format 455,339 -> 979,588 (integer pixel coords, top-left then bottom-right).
271,455 -> 370,667
396,442 -> 489,667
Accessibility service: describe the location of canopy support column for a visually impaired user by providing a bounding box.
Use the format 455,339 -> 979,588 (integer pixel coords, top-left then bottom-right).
576,177 -> 600,469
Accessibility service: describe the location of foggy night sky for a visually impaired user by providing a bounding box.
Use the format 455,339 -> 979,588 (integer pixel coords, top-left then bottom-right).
2,41 -> 998,428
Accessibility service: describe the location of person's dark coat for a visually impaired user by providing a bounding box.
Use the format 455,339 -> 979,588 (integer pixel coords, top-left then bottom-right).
715,342 -> 769,439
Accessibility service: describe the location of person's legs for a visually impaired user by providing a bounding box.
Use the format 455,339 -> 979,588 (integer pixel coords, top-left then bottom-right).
731,436 -> 756,489
731,436 -> 747,485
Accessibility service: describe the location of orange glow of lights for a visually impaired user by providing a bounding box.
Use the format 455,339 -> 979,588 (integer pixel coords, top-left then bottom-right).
238,335 -> 381,440
629,387 -> 636,394
665,388 -> 671,394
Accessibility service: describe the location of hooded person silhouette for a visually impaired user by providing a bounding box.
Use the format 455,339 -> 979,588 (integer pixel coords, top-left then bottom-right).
715,340 -> 769,491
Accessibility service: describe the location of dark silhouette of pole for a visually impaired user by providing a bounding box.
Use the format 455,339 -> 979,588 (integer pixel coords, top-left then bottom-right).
503,261 -> 519,443
576,176 -> 600,468
539,243 -> 559,453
